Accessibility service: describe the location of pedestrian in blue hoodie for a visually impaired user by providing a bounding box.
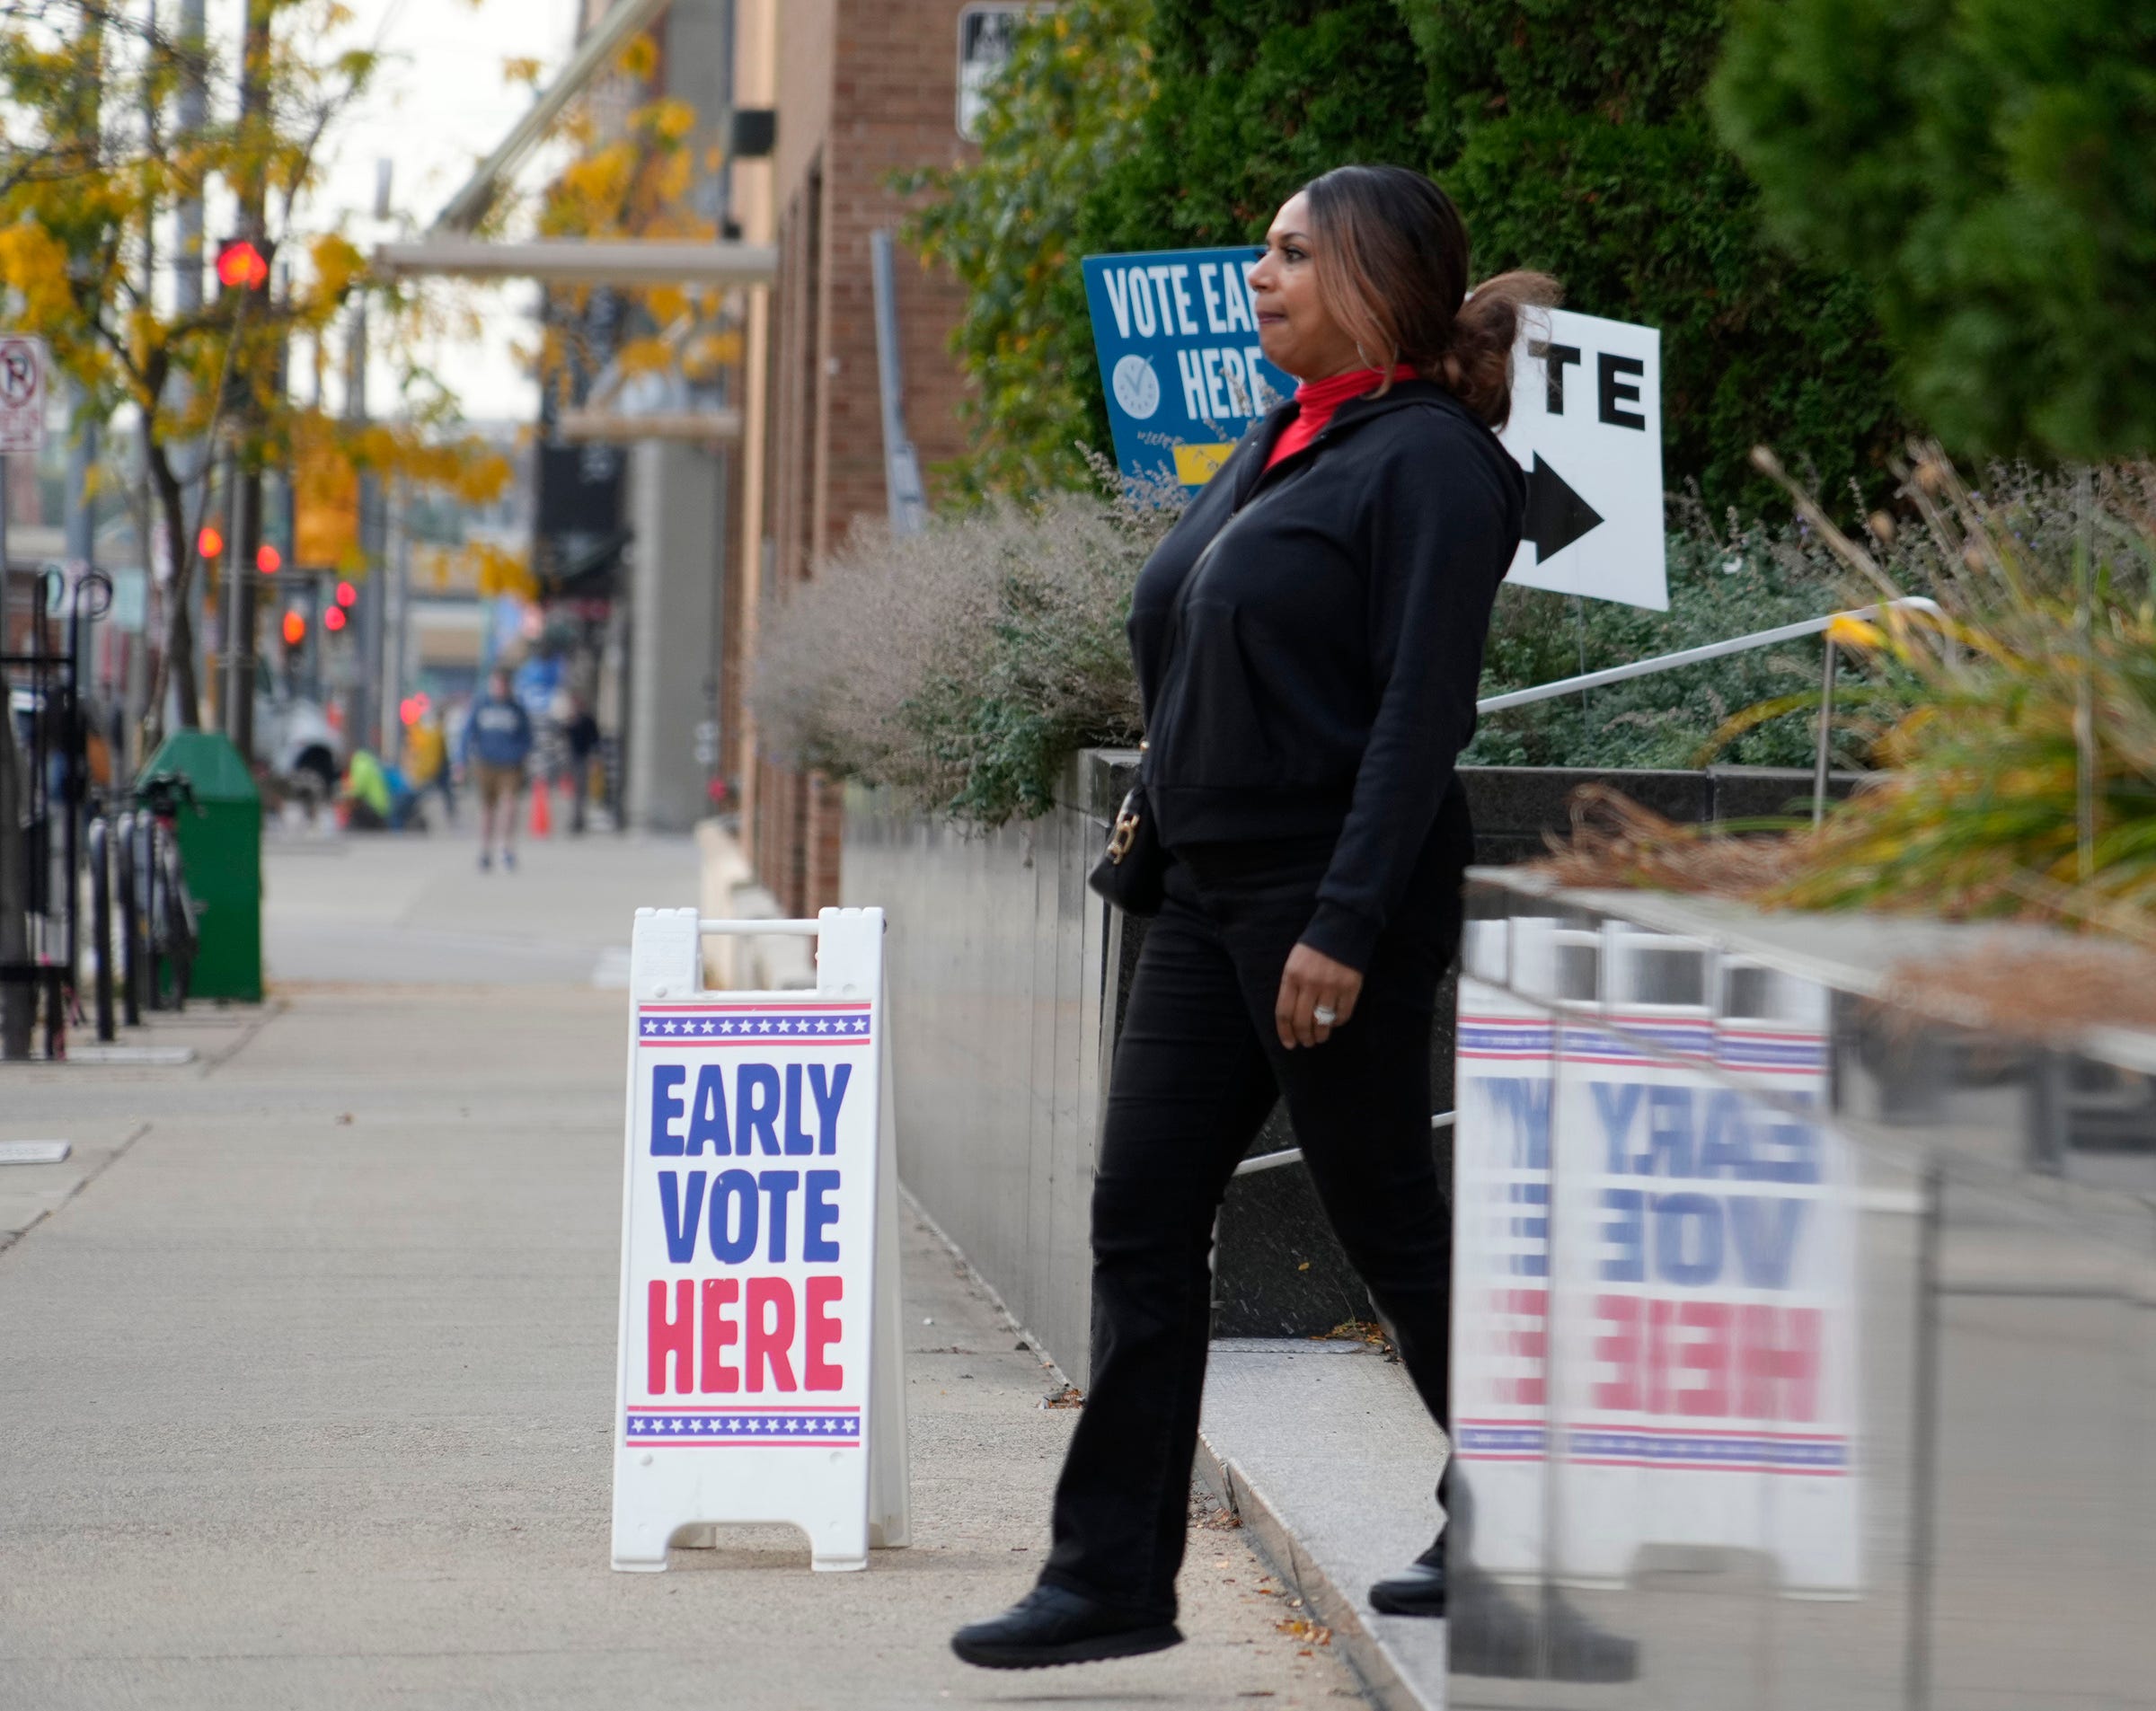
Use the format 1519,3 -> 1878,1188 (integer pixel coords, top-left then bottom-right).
463,667 -> 534,871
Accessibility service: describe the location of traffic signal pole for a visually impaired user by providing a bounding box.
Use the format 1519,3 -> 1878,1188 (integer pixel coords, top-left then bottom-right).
170,0 -> 208,741
221,463 -> 261,758
343,298 -> 381,753
221,0 -> 273,764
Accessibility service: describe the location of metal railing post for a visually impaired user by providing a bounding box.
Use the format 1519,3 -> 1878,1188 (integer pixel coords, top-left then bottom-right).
1813,639 -> 1839,826
1904,1161 -> 1945,1709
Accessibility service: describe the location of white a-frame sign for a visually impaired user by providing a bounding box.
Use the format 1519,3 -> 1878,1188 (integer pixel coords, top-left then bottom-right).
611,907 -> 909,1572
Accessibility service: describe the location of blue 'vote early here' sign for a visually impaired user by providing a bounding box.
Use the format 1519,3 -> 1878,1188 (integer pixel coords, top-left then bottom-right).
1081,245 -> 1297,489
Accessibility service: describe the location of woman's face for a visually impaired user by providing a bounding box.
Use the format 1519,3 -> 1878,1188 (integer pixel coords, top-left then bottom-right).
1248,191 -> 1363,383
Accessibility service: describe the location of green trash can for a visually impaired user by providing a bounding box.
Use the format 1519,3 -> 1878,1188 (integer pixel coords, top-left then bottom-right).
137,729 -> 262,1002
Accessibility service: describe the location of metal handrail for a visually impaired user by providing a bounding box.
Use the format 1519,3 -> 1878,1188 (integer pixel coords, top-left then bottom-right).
1233,1110 -> 1456,1178
1235,598 -> 1945,1183
1474,596 -> 1940,714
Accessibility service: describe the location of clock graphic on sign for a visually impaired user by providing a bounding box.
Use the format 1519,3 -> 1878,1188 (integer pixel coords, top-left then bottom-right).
1111,354 -> 1161,420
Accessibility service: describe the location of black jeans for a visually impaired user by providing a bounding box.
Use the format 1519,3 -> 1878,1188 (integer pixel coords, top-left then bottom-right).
1040,792 -> 1471,1619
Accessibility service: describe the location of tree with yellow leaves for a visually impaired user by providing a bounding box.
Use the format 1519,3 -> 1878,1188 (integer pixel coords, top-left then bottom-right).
0,0 -> 509,745
512,31 -> 739,441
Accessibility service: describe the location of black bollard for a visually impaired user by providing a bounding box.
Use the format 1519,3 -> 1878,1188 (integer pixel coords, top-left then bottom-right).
136,814 -> 163,1012
114,810 -> 142,1027
87,817 -> 114,1042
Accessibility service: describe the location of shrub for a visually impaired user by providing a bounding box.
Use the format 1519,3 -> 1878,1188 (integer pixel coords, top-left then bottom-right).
1712,0 -> 2156,464
1401,0 -> 1903,511
918,0 -> 1904,511
759,471 -> 1915,825
1549,456 -> 2156,930
1467,522 -> 1858,772
751,488 -> 1172,824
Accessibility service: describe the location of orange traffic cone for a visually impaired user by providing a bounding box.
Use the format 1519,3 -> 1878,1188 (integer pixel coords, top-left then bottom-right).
529,777 -> 552,838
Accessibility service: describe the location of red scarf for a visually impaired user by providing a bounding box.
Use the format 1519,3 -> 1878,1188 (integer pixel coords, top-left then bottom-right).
1264,364 -> 1418,470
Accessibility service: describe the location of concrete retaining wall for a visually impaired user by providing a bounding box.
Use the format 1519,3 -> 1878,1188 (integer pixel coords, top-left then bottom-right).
843,752 -> 1843,1382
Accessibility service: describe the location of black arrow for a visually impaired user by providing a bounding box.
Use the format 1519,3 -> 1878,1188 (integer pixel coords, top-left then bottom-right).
1524,453 -> 1604,562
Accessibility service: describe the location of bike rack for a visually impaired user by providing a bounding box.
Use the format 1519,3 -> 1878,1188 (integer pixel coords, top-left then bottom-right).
0,569 -> 111,1056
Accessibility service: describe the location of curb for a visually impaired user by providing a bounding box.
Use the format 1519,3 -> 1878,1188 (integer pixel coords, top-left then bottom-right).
1195,1427 -> 1442,1711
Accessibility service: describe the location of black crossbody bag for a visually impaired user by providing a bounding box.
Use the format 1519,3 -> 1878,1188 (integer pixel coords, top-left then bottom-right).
1089,770 -> 1168,915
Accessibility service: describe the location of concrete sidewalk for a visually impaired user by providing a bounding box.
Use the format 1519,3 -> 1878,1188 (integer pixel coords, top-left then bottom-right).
0,833 -> 1362,1708
260,824 -> 699,986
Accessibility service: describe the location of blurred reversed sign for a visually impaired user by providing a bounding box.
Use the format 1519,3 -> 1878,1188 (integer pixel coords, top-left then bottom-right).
1500,308 -> 1667,611
537,442 -> 623,537
0,334 -> 47,454
611,909 -> 908,1574
1080,245 -> 1295,489
957,4 -> 1028,142
1451,916 -> 1860,1593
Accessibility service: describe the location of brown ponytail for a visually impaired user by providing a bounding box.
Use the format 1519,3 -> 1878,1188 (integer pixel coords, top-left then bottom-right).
1303,164 -> 1560,431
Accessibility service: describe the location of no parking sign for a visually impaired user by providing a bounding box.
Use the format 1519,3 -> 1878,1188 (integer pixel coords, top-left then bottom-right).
0,334 -> 47,455
611,907 -> 909,1573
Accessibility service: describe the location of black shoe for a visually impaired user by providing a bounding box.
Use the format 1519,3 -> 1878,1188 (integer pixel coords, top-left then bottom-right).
1447,1576 -> 1640,1683
1538,1592 -> 1639,1682
950,1583 -> 1183,1671
1369,1552 -> 1446,1617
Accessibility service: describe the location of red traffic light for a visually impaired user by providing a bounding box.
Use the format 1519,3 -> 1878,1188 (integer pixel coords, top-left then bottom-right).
216,238 -> 270,291
323,604 -> 348,633
334,579 -> 358,608
197,525 -> 224,560
255,543 -> 281,575
281,610 -> 305,647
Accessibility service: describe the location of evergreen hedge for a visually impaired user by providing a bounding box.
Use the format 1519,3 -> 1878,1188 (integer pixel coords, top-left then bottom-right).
1712,0 -> 2156,463
923,0 -> 1907,512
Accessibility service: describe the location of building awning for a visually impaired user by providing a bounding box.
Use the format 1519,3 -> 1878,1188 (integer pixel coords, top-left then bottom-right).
429,0 -> 676,236
374,239 -> 775,287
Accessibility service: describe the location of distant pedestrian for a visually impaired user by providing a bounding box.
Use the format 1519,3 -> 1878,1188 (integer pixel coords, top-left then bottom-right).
954,166 -> 1560,1671
340,748 -> 393,833
402,713 -> 453,828
562,696 -> 600,834
463,667 -> 534,871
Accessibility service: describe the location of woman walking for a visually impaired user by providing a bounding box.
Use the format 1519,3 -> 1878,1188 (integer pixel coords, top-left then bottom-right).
952,164 -> 1554,1671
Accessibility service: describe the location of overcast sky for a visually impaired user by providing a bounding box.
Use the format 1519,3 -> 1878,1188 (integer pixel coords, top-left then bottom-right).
302,0 -> 584,423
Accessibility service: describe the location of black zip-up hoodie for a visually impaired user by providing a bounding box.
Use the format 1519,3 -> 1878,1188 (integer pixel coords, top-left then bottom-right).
1130,377 -> 1525,973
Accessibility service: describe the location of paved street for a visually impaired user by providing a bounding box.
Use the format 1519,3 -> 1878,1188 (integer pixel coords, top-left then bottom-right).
0,828 -> 1360,1709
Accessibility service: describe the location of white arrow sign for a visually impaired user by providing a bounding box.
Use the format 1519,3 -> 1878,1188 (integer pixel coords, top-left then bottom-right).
1499,308 -> 1666,612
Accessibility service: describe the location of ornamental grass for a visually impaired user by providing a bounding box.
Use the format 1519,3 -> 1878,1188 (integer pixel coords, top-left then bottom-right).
1549,447 -> 2156,942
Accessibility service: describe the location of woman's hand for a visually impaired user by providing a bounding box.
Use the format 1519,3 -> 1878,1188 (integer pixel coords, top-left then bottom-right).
1276,942 -> 1364,1049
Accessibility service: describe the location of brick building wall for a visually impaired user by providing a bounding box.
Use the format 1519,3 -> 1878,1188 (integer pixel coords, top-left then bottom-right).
747,0 -> 976,916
